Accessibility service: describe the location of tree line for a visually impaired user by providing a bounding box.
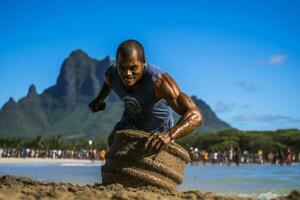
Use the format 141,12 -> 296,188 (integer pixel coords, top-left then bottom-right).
0,128 -> 299,153
177,128 -> 300,153
0,135 -> 107,150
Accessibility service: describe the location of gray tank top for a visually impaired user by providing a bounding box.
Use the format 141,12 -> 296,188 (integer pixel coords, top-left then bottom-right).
107,63 -> 174,131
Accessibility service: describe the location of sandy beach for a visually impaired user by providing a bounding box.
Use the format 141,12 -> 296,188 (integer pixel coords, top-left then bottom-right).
1,158 -> 299,200
0,158 -> 104,165
0,175 -> 299,200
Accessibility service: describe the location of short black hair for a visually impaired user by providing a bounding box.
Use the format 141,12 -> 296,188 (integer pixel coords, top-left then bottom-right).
116,39 -> 145,62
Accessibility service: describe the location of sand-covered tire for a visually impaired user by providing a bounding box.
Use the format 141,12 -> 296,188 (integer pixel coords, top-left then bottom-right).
101,129 -> 190,191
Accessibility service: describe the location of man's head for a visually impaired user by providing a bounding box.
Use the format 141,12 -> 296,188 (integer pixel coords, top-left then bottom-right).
116,40 -> 146,88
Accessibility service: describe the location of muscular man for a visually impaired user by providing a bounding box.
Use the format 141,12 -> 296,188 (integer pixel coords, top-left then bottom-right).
89,40 -> 202,150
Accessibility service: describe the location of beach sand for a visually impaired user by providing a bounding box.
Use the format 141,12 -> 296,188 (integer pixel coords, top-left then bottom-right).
0,158 -> 104,164
0,176 -> 299,200
0,158 -> 299,200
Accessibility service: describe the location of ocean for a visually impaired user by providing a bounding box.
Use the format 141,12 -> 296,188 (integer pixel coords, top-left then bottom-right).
0,162 -> 299,200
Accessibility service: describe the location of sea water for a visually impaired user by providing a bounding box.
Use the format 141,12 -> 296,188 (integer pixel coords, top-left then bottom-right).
0,162 -> 299,200
182,164 -> 300,199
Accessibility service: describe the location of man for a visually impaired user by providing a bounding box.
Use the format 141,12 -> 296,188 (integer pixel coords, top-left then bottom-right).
89,40 -> 202,150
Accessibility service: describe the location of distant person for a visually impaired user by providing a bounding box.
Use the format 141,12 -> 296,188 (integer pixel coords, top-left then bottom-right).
234,146 -> 241,166
267,152 -> 274,163
190,148 -> 200,165
213,152 -> 218,164
257,149 -> 263,164
89,40 -> 202,150
203,151 -> 209,165
99,149 -> 106,160
228,146 -> 234,165
284,148 -> 292,165
272,151 -> 277,164
278,150 -> 284,165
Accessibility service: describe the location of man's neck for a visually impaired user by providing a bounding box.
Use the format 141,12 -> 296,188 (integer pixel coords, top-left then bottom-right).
123,78 -> 142,93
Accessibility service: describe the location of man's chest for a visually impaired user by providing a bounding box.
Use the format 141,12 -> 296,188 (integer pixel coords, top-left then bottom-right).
118,89 -> 156,114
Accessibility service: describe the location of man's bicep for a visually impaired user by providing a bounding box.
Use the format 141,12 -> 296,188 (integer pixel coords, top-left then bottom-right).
156,73 -> 185,115
176,92 -> 198,112
168,93 -> 190,115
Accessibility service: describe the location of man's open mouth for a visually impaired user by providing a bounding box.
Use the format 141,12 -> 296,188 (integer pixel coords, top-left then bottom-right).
124,77 -> 135,82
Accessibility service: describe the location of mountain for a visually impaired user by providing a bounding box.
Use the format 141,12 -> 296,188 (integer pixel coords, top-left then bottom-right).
0,50 -> 231,139
191,96 -> 231,132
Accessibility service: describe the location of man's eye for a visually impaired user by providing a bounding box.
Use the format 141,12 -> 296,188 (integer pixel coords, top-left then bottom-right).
130,66 -> 137,71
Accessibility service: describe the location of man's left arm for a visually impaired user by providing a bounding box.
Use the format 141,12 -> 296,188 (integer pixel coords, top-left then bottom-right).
145,73 -> 202,149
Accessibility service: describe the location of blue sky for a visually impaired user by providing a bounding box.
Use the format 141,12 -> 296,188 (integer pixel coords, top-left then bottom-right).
0,0 -> 299,130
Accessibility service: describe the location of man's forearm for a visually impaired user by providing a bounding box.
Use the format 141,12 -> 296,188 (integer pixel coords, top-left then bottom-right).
96,82 -> 111,101
168,110 -> 202,140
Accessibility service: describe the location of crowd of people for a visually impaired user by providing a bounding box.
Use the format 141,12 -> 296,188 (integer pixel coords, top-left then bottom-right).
1,146 -> 299,166
188,146 -> 298,166
0,148 -> 107,161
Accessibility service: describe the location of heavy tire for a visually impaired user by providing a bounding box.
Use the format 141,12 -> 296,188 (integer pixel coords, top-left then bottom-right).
101,129 -> 190,191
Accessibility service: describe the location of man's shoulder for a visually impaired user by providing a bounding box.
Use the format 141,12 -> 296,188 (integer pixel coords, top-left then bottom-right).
153,71 -> 181,101
146,63 -> 165,81
147,63 -> 164,73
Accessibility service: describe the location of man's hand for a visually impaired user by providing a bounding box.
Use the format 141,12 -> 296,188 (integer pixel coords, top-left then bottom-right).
88,98 -> 106,113
144,132 -> 172,151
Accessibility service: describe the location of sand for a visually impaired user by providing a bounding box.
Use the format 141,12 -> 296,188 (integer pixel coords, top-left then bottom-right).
0,158 -> 104,164
0,176 -> 299,200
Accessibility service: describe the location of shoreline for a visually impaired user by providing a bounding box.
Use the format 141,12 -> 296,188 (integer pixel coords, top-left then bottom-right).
0,157 -> 104,164
1,158 -> 299,166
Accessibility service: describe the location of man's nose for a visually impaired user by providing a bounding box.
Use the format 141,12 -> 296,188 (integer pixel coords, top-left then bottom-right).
125,69 -> 132,76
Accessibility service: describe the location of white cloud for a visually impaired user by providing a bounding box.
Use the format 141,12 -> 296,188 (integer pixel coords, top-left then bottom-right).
233,114 -> 299,123
254,54 -> 288,65
234,81 -> 259,92
214,102 -> 235,113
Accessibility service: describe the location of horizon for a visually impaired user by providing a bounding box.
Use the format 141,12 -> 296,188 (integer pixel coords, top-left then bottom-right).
0,1 -> 299,131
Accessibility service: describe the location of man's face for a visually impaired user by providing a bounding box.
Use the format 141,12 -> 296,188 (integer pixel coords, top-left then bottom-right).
116,50 -> 145,88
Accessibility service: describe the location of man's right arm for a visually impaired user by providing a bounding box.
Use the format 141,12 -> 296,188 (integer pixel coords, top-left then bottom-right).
96,69 -> 112,101
89,69 -> 112,112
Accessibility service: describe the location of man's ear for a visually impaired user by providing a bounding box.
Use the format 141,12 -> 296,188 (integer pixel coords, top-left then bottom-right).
141,59 -> 146,67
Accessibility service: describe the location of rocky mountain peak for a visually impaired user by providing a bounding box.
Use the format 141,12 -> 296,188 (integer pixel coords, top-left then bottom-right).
102,55 -> 111,63
43,50 -> 112,106
8,97 -> 15,104
27,84 -> 37,97
1,97 -> 17,112
69,49 -> 89,58
191,95 -> 231,132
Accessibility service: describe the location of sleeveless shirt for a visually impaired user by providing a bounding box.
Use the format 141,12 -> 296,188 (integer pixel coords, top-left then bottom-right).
106,63 -> 174,131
